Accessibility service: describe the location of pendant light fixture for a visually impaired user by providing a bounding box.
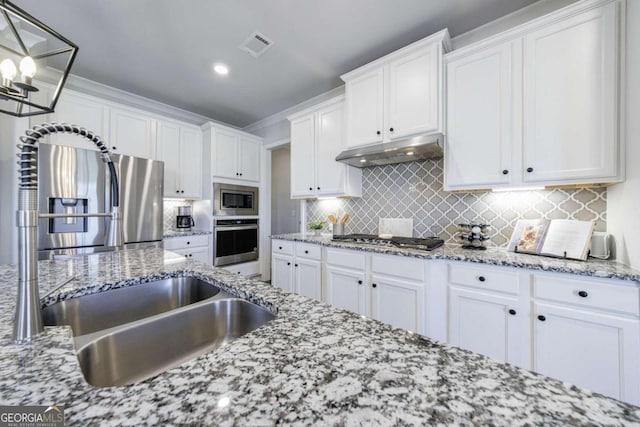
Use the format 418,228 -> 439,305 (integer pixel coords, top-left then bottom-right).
0,0 -> 78,117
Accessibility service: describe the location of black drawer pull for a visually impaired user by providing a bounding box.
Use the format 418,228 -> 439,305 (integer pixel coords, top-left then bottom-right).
294,264 -> 298,267
538,315 -> 546,322
287,262 -> 291,266
526,167 -> 534,173
304,250 -> 309,254
389,127 -> 394,132
357,280 -> 362,285
186,241 -> 190,245
508,309 -> 516,315
376,130 -> 381,135
279,246 -> 283,250
112,146 -> 117,150
309,187 -> 313,191
478,276 -> 486,282
176,190 -> 180,193
578,290 -> 588,298
502,170 -> 509,175
372,283 -> 377,288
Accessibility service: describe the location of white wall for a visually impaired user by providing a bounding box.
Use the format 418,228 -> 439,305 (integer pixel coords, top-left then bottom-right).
607,0 -> 640,269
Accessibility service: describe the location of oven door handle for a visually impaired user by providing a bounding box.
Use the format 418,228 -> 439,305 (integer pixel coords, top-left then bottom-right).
215,225 -> 259,231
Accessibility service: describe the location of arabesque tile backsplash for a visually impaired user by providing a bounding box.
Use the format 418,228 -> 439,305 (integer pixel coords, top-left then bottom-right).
306,159 -> 606,247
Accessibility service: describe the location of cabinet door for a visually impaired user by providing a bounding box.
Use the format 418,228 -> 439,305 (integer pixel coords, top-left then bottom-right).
212,128 -> 239,179
272,254 -> 294,293
325,265 -> 365,315
522,3 -> 619,183
180,127 -> 203,198
445,42 -> 516,189
189,246 -> 210,263
294,258 -> 322,301
110,107 -> 153,158
156,121 -> 181,197
238,136 -> 261,183
388,45 -> 439,139
290,114 -> 316,198
370,275 -> 424,334
449,287 -> 526,367
533,302 -> 640,405
345,68 -> 384,147
316,103 -> 347,196
48,92 -> 108,151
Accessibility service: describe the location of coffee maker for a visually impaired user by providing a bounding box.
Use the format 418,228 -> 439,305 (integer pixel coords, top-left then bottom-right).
176,206 -> 195,230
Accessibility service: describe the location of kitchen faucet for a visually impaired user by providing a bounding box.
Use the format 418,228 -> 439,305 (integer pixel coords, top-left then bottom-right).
14,123 -> 124,343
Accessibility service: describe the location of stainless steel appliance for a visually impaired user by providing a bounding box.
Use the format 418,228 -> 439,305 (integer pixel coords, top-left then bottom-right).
213,183 -> 259,216
176,206 -> 195,230
37,144 -> 164,259
332,234 -> 444,251
213,219 -> 258,266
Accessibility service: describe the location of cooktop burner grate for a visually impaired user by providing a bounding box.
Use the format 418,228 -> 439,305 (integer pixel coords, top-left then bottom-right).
332,234 -> 444,251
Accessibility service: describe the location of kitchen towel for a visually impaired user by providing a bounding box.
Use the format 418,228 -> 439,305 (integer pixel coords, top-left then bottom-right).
378,218 -> 413,238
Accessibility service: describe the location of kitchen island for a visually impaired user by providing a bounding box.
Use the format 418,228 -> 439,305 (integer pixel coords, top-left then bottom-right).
0,248 -> 639,426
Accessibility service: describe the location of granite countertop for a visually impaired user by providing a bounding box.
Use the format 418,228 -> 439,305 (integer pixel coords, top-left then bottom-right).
1,249 -> 639,425
163,229 -> 212,239
271,233 -> 640,283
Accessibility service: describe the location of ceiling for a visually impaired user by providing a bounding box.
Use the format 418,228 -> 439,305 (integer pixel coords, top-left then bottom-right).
14,0 -> 537,127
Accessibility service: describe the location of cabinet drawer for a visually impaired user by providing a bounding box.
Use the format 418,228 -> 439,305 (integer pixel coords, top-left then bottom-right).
533,274 -> 639,316
164,234 -> 209,250
272,240 -> 293,255
223,261 -> 261,278
295,243 -> 321,260
371,254 -> 424,282
326,248 -> 365,270
448,263 -> 519,295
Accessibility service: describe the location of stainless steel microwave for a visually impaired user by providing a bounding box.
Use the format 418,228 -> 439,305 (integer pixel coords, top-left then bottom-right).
213,183 -> 259,216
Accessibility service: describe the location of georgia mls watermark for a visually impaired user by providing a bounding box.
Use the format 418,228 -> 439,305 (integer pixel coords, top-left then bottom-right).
0,405 -> 64,427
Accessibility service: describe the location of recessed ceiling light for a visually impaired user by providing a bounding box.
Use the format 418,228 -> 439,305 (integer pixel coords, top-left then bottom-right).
213,63 -> 229,75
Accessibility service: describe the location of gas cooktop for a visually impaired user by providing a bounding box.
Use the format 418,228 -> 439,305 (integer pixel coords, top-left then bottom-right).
332,234 -> 444,251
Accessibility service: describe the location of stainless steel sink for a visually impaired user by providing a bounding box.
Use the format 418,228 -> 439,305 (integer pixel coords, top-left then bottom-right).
42,277 -> 223,336
76,298 -> 275,387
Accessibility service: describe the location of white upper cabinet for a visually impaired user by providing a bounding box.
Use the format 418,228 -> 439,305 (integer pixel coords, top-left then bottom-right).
445,41 -> 517,189
522,2 -> 619,183
156,120 -> 203,199
207,124 -> 262,183
109,106 -> 154,158
288,97 -> 362,199
342,30 -> 450,149
444,0 -> 623,190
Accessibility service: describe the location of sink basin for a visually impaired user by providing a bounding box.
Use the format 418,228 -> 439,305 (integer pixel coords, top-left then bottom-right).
42,277 -> 223,336
76,298 -> 275,387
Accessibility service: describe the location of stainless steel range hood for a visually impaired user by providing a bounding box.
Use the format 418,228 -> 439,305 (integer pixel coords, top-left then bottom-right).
335,133 -> 443,168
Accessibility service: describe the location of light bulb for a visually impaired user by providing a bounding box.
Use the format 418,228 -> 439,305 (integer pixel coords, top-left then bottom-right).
0,59 -> 17,80
19,56 -> 36,78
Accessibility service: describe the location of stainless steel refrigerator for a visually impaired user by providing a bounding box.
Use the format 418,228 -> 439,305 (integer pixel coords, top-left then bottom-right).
37,144 -> 164,259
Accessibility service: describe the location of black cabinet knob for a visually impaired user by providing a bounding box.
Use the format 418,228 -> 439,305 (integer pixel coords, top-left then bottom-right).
176,190 -> 180,193
186,241 -> 190,245
287,262 -> 291,266
317,187 -> 320,190
181,190 -> 184,193
184,254 -> 188,258
508,309 -> 516,315
389,127 -> 394,132
112,146 -> 117,150
376,130 -> 381,135
478,276 -> 486,282
578,290 -> 588,298
188,254 -> 192,257
358,280 -> 363,285
502,170 -> 509,175
304,250 -> 309,254
240,173 -> 243,176
309,187 -> 313,191
538,315 -> 546,322
294,264 -> 298,267
526,167 -> 534,173
372,283 -> 377,288
279,246 -> 283,250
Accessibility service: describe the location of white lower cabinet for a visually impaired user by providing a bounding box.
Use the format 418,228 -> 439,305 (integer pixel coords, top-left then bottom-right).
325,265 -> 365,314
531,272 -> 640,405
164,235 -> 210,264
370,275 -> 424,333
271,240 -> 322,301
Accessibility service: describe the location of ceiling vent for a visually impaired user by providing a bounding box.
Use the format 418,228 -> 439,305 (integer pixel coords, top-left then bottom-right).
240,31 -> 274,58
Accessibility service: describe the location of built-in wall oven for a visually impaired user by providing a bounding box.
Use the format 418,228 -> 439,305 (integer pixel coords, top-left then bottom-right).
213,183 -> 258,216
213,219 -> 259,266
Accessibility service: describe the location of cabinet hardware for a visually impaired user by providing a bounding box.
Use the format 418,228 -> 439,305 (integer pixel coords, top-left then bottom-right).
509,309 -> 516,315
538,315 -> 546,322
578,290 -> 588,298
294,264 -> 298,267
389,127 -> 394,132
376,130 -> 381,135
309,187 -> 313,191
372,283 -> 377,288
502,170 -> 509,175
181,190 -> 184,193
358,280 -> 363,285
176,190 -> 180,193
240,173 -> 243,176
236,173 -> 239,176
112,146 -> 117,150
188,254 -> 192,257
304,250 -> 309,254
279,246 -> 283,250
317,187 -> 320,190
186,241 -> 190,245
526,167 -> 534,173
478,276 -> 486,282
287,262 -> 291,266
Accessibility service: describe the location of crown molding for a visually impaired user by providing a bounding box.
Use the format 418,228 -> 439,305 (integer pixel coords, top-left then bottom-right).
242,85 -> 345,134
